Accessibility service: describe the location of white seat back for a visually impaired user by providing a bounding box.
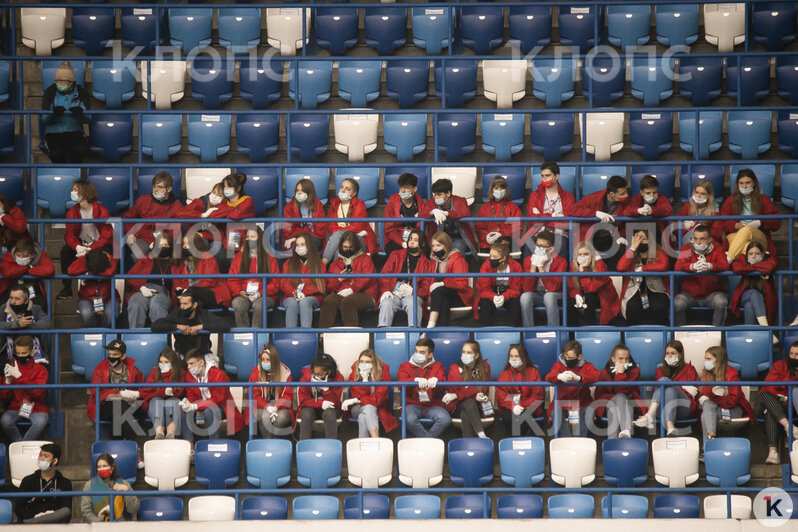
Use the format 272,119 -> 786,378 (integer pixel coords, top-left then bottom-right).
431,166 -> 478,205
21,8 -> 66,55
143,439 -> 191,491
9,441 -> 53,488
579,112 -> 625,161
397,438 -> 445,488
140,60 -> 187,110
703,4 -> 746,52
266,8 -> 311,55
703,494 -> 752,519
790,440 -> 798,485
346,437 -> 394,488
334,111 -> 379,163
652,437 -> 700,488
185,167 -> 232,202
549,437 -> 597,488
188,495 -> 237,521
482,60 -> 529,108
673,328 -> 722,371
323,330 -> 370,380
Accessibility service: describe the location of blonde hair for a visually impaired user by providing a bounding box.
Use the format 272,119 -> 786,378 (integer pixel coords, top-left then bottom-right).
355,349 -> 384,381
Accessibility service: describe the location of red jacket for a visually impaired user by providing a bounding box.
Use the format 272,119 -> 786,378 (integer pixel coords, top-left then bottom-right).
430,250 -> 474,306
655,363 -> 700,416
567,259 -> 620,325
594,363 -> 646,417
730,245 -> 778,323
139,367 -> 187,411
474,200 -> 522,248
185,365 -> 244,435
522,253 -> 568,294
445,361 -> 492,413
87,357 -> 145,421
616,246 -> 671,297
383,193 -> 423,248
176,196 -> 212,219
676,203 -> 723,242
526,182 -> 576,232
419,195 -> 478,249
496,365 -> 544,415
123,193 -> 182,243
0,360 -> 49,414
0,244 -> 55,297
227,252 -> 280,301
124,257 -> 176,302
297,367 -> 344,411
545,357 -> 600,418
67,251 -> 119,303
325,197 -> 379,255
0,207 -> 31,249
718,194 -> 780,237
65,202 -> 114,251
618,193 -> 673,236
475,258 -> 522,318
397,360 -> 447,407
245,364 -> 295,427
214,195 -> 256,251
760,359 -> 798,398
348,360 -> 398,433
279,260 -> 326,303
378,249 -> 434,299
698,366 -> 754,423
326,253 -> 378,303
674,241 -> 729,299
568,189 -> 623,241
173,253 -> 232,307
282,198 -> 327,244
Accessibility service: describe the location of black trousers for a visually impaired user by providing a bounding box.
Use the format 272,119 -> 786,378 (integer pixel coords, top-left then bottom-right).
478,297 -> 521,326
567,292 -> 601,326
428,286 -> 463,326
624,290 -> 670,326
99,400 -> 148,441
45,131 -> 89,163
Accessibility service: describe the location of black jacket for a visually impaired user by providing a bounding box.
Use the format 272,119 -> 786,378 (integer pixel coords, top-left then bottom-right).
15,470 -> 73,522
151,308 -> 231,356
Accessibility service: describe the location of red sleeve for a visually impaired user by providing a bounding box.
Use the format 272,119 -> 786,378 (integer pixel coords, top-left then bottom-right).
577,362 -> 600,385
505,259 -> 522,300
618,195 -> 642,217
443,252 -> 469,293
707,245 -> 729,272
195,368 -> 230,411
718,198 -> 737,235
379,251 -> 400,294
279,261 -> 294,299
476,260 -> 496,299
126,258 -> 151,293
520,366 -> 544,409
0,252 -> 25,279
344,255 -> 376,293
761,196 -> 781,232
28,252 -> 55,278
568,191 -> 603,217
248,367 -> 269,410
195,256 -> 221,289
266,255 -> 280,298
579,260 -> 612,293
1,208 -> 29,236
383,197 -> 404,247
89,203 -> 113,250
232,196 -> 255,220
447,364 -> 481,401
474,203 -> 493,245
64,205 -> 81,249
448,196 -> 470,221
326,261 -> 344,293
227,253 -> 246,296
14,364 -> 48,405
674,246 -> 694,272
546,361 -> 566,383
67,255 -> 88,276
702,369 -> 744,409
651,195 -> 674,217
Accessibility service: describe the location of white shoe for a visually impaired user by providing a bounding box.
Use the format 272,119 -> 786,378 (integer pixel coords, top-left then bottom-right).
793,425 -> 798,440
618,430 -> 631,439
765,448 -> 780,465
633,415 -> 653,429
772,334 -> 779,345
791,315 -> 798,327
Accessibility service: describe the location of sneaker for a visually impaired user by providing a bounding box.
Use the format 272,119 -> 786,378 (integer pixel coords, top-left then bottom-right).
137,449 -> 145,470
791,315 -> 798,327
633,415 -> 653,429
166,432 -> 175,440
765,448 -> 780,465
793,425 -> 798,440
155,432 -> 165,440
699,452 -> 704,463
56,286 -> 72,300
618,430 -> 631,439
666,428 -> 679,437
190,450 -> 195,464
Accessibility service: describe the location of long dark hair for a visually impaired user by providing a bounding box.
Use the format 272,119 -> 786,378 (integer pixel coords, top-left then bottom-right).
154,348 -> 182,383
458,341 -> 489,382
662,340 -> 686,379
96,453 -> 120,481
239,226 -> 272,275
286,232 -> 325,293
503,343 -> 532,372
731,168 -> 763,216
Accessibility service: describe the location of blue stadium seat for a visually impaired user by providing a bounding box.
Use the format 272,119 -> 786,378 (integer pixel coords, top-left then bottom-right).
296,439 -> 342,488
195,439 -> 241,489
284,168 -> 330,205
288,61 -> 332,109
316,7 -> 359,56
547,494 -> 595,518
334,167 -> 380,209
727,110 -> 773,159
474,331 -> 521,377
508,6 -> 552,54
704,437 -> 751,487
607,5 -> 651,49
780,163 -> 798,209
411,7 -> 452,55
678,111 -> 723,159
343,494 -> 391,519
775,55 -> 798,104
385,60 -> 430,108
240,168 -> 280,215
190,58 -> 234,109
0,499 -> 10,524
582,54 -> 625,107
630,57 -> 674,106
168,8 -> 212,53
136,169 -> 181,198
655,4 -> 699,46
121,8 -> 167,55
373,332 -> 419,371
241,497 -> 288,520
445,494 -> 491,519
289,114 -> 330,162
221,332 -> 266,381
71,333 -> 108,380
337,61 -> 381,108
384,168 -> 430,199
0,168 -> 25,205
752,2 -> 796,50
218,8 -> 261,51
384,113 -> 427,162
245,439 -> 292,488
628,112 -> 673,160
71,8 -> 114,55
624,329 -> 667,380
423,331 -> 470,368
41,60 -> 86,89
91,60 -> 137,109
498,437 -> 545,487
481,167 -> 527,205
529,113 -> 574,160
726,56 -> 770,105
0,115 -> 13,159
496,494 -> 543,518
653,494 -> 700,518
89,114 -> 133,162
558,5 -> 602,53
460,6 -> 504,54
187,114 -> 232,163
120,333 -> 167,376
448,438 -> 494,487
235,115 -> 280,163
0,61 -> 9,105
239,59 -> 283,109
778,110 -> 798,157
434,59 -> 478,108
678,56 -> 723,106
602,438 -> 648,487
364,7 -> 407,55
679,164 -> 725,201
138,497 -> 183,521
523,332 -> 567,376
725,330 -> 772,379
36,167 -> 81,217
92,440 -> 138,484
532,58 -> 575,108
601,494 -> 649,518
141,114 -> 182,162
394,495 -> 441,519
437,113 -> 476,162
574,331 -> 622,368
292,496 -> 339,520
730,164 -> 775,198
481,113 -> 525,162
87,167 -> 132,214
581,166 -> 627,197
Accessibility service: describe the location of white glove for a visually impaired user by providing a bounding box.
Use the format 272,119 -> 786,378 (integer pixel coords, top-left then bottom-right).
126,233 -> 136,245
698,395 -> 709,406
341,398 -> 360,411
165,387 -> 173,397
359,370 -> 370,381
426,377 -> 438,388
683,220 -> 695,229
531,207 -> 541,215
574,294 -> 585,309
247,292 -> 261,302
120,390 -> 139,402
139,286 -> 154,298
442,393 -> 457,404
637,205 -> 652,216
337,288 -> 354,298
283,238 -> 296,250
695,261 -> 712,272
616,237 -> 628,247
612,363 -> 626,374
557,371 -> 571,382
380,291 -> 393,304
294,291 -> 305,300
493,295 -> 505,308
402,241 -> 407,249
429,281 -> 444,293
266,405 -> 278,415
476,392 -> 489,402
566,371 -> 580,381
398,283 -> 414,298
180,399 -> 197,412
4,362 -> 21,379
357,230 -> 367,237
76,244 -> 91,257
595,211 -> 615,223
512,405 -> 524,416
682,385 -> 698,398
321,400 -> 335,411
747,220 -> 761,229
430,208 -> 448,225
712,386 -> 728,396
201,207 -> 218,219
414,377 -> 428,388
486,231 -> 502,245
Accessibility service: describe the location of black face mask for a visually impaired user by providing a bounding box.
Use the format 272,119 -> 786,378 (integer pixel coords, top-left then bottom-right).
637,243 -> 649,254
564,358 -> 579,368
10,303 -> 27,315
339,249 -> 356,259
788,358 -> 798,373
158,248 -> 172,259
407,245 -> 420,255
108,356 -> 123,367
181,249 -> 193,260
14,354 -> 32,365
179,307 -> 196,320
433,249 -> 446,260
489,258 -> 502,268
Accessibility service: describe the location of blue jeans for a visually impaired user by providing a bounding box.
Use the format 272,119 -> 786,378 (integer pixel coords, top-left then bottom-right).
700,401 -> 742,443
127,286 -> 171,328
77,299 -> 116,328
378,293 -> 422,327
739,289 -> 766,323
552,408 -> 589,437
182,405 -> 221,442
405,405 -> 451,438
520,290 -> 562,327
673,291 -> 728,326
351,404 -> 380,438
283,296 -> 320,328
651,377 -> 693,422
148,397 -> 182,431
1,410 -> 49,442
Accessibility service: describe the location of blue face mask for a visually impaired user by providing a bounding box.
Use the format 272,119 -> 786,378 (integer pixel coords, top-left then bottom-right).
704,361 -> 714,371
412,352 -> 427,365
509,359 -> 523,369
461,354 -> 475,365
261,362 -> 271,372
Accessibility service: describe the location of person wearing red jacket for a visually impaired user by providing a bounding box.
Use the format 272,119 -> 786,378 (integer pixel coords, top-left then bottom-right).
719,168 -> 780,262
180,348 -> 244,442
427,231 -> 474,328
475,175 -> 522,252
322,178 -> 379,263
419,178 -> 477,255
496,344 -> 544,436
229,228 -> 279,328
383,173 -> 423,256
297,354 -> 344,440
125,233 -> 177,329
176,181 -> 224,220
175,233 -> 232,310
0,239 -> 55,301
730,240 -> 778,332
616,230 -> 671,326
442,341 -> 493,438
567,242 -> 620,326
87,340 -> 146,442
282,178 -> 326,250
697,346 -> 754,448
0,336 -> 49,442
753,341 -> 798,463
123,171 -> 182,262
378,229 -> 433,327
520,230 -> 567,327
342,350 -> 398,438
673,224 -> 730,326
57,179 -> 114,300
476,242 -> 522,325
319,231 -> 378,328
0,192 -> 32,254
633,340 -> 699,437
676,178 -> 722,243
281,233 -> 327,328
67,249 -> 119,328
396,337 -> 451,438
213,173 -> 256,272
140,348 -> 186,440
594,344 -> 646,439
246,344 -> 294,438
526,162 -> 575,257
618,174 -> 673,238
545,340 -> 600,437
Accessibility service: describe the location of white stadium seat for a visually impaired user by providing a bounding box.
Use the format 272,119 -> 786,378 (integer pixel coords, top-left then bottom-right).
185,167 -> 232,202
21,8 -> 66,55
431,166 -> 478,205
704,4 -> 746,52
188,496 -> 237,521
482,60 -> 529,108
673,328 -> 722,371
580,112 -> 625,161
652,437 -> 700,488
9,441 -> 53,488
143,439 -> 191,491
703,494 -> 752,519
346,437 -> 394,488
549,437 -> 597,488
334,111 -> 379,163
397,438 -> 445,488
266,8 -> 312,55
140,60 -> 187,110
323,330 -> 370,380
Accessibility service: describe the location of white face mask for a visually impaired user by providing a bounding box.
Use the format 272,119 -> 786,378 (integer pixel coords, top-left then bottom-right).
576,255 -> 590,266
693,242 -> 708,253
15,256 -> 31,266
434,197 -> 445,206
412,352 -> 427,365
295,245 -> 308,257
158,363 -> 171,373
748,256 -> 762,265
509,359 -> 523,369
358,363 -> 372,373
643,193 -> 658,204
492,189 -> 506,201
399,191 -> 413,200
461,353 -> 475,365
295,192 -> 308,203
534,246 -> 548,257
208,193 -> 222,206
338,192 -> 351,203
692,195 -> 708,205
153,192 -> 165,201
70,190 -> 81,203
704,361 -> 715,371
665,356 -> 679,367
38,459 -> 52,471
189,365 -> 203,377
739,186 -> 754,196
223,188 -> 235,198
311,375 -> 328,383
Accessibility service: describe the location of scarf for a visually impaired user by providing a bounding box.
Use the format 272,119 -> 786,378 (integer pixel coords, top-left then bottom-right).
90,476 -> 126,520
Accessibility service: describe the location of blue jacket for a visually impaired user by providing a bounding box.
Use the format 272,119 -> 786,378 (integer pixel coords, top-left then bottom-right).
41,83 -> 89,134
